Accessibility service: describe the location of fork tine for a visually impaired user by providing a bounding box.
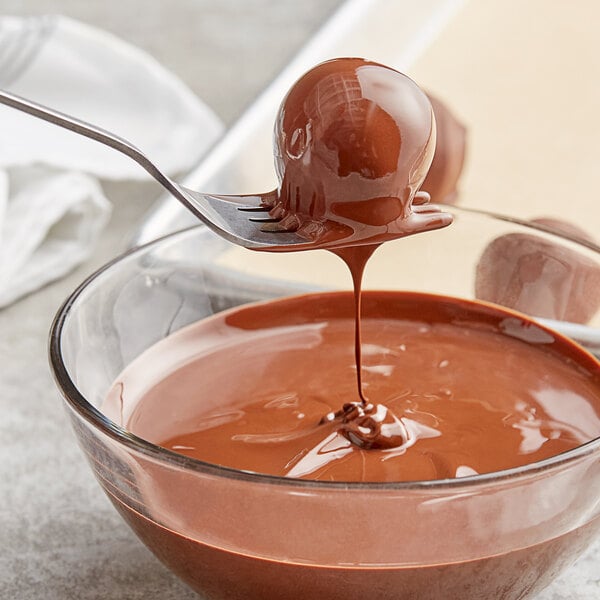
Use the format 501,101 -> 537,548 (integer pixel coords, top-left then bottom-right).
177,187 -> 311,247
248,216 -> 280,223
236,205 -> 271,212
194,191 -> 266,208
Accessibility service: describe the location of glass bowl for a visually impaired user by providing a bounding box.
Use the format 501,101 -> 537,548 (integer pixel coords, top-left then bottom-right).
49,207 -> 600,600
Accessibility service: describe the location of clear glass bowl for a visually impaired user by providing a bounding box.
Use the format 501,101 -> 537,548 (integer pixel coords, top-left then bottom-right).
49,207 -> 600,600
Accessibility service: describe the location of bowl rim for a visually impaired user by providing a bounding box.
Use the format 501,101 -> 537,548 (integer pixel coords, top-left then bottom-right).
49,207 -> 600,491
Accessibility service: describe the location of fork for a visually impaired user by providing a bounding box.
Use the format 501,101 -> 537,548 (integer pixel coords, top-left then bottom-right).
0,88 -> 307,250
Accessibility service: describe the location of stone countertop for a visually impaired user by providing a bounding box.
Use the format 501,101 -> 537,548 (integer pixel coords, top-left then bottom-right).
0,1 -> 598,599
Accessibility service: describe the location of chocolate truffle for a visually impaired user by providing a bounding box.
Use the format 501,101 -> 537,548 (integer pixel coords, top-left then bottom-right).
268,58 -> 452,247
475,220 -> 600,323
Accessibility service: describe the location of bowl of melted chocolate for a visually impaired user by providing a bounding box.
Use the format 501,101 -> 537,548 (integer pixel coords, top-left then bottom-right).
50,59 -> 600,600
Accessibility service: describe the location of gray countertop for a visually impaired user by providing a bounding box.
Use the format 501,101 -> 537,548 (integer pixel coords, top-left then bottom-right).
1,1 -> 598,599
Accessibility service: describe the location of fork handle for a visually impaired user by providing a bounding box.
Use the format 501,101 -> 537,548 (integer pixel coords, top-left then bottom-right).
0,88 -> 197,216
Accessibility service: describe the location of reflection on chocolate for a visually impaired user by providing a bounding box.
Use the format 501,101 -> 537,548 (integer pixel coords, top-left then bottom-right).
266,58 -> 453,248
475,228 -> 600,323
421,94 -> 467,205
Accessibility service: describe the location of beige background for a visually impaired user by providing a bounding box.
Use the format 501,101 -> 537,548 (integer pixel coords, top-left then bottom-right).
413,0 -> 600,237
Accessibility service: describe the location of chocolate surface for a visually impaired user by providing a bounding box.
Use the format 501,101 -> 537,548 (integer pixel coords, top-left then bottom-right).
109,292 -> 600,483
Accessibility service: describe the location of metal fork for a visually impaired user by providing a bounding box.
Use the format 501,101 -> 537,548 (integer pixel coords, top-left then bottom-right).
0,16 -> 56,88
0,88 -> 307,250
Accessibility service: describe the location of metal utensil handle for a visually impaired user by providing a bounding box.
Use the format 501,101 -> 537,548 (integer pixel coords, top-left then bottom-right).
0,88 -> 189,209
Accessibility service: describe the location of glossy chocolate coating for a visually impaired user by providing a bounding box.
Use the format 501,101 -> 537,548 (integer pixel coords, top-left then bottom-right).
269,58 -> 452,247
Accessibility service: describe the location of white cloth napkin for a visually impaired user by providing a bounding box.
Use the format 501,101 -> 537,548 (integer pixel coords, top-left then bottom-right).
0,15 -> 223,307
0,166 -> 110,307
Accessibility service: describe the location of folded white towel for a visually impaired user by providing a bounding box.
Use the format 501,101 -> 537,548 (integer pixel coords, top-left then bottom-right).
0,166 -> 110,307
0,15 -> 223,307
0,15 -> 224,178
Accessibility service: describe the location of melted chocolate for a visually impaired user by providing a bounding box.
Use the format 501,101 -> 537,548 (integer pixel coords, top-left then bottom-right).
327,244 -> 409,449
108,292 -> 600,483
